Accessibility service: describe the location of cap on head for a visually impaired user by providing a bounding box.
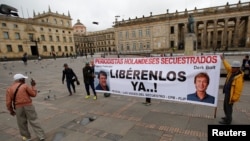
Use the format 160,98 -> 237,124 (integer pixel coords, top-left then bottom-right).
231,61 -> 241,68
14,73 -> 28,81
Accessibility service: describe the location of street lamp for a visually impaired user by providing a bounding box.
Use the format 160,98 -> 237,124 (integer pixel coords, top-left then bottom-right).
115,15 -> 120,55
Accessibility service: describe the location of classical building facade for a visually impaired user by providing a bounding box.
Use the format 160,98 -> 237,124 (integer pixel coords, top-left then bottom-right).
0,6 -> 74,58
73,19 -> 115,55
113,1 -> 250,54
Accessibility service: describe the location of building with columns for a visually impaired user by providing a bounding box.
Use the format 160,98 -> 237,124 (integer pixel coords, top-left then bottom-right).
0,6 -> 74,59
113,1 -> 250,54
73,20 -> 115,55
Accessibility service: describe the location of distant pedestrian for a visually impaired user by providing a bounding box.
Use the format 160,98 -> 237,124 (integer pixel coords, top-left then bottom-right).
52,51 -> 56,60
6,74 -> 45,141
22,52 -> 28,65
219,55 -> 244,125
83,62 -> 97,100
62,63 -> 78,96
241,55 -> 250,80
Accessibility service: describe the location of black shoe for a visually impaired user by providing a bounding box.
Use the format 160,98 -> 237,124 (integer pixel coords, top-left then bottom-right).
219,120 -> 231,125
73,89 -> 76,93
221,117 -> 227,120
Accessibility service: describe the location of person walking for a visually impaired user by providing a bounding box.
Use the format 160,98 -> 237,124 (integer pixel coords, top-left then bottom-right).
241,55 -> 250,80
6,73 -> 45,141
83,62 -> 97,100
219,55 -> 244,124
62,63 -> 78,96
22,52 -> 28,65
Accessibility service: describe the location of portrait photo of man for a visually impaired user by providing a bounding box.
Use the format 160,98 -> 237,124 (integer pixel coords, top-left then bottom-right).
187,72 -> 215,104
95,70 -> 110,91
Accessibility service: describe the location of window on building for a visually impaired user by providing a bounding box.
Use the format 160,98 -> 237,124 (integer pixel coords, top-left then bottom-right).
133,42 -> 136,50
43,46 -> 47,52
18,45 -> 23,52
146,42 -> 150,49
13,24 -> 18,28
171,26 -> 174,34
51,46 -> 55,52
56,36 -> 60,42
126,43 -> 130,50
69,37 -> 72,42
3,32 -> 9,39
119,32 -> 123,39
58,46 -> 61,52
41,35 -> 45,41
139,30 -> 143,37
49,35 -> 53,41
126,31 -> 129,39
6,45 -> 12,52
170,41 -> 175,48
132,31 -> 136,38
40,27 -> 44,31
28,33 -> 34,41
61,20 -> 64,25
49,28 -> 51,32
140,42 -> 143,49
146,28 -> 150,36
2,23 -> 7,27
54,19 -> 57,24
63,37 -> 66,42
64,46 -> 68,52
70,46 -> 73,52
15,33 -> 20,40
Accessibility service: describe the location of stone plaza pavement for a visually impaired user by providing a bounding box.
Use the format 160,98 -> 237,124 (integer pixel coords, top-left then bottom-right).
0,55 -> 249,141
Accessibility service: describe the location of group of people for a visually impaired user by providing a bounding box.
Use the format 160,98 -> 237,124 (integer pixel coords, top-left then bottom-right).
5,55 -> 245,140
62,60 -> 110,100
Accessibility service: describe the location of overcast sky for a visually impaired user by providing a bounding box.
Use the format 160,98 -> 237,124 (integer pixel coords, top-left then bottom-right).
1,0 -> 249,31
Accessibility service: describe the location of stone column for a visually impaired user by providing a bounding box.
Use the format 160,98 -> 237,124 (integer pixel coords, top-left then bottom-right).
213,19 -> 218,50
246,16 -> 250,48
233,17 -> 240,48
202,21 -> 207,49
223,18 -> 228,50
228,30 -> 233,47
208,31 -> 211,49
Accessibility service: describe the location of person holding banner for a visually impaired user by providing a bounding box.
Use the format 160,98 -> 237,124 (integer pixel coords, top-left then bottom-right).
187,72 -> 215,104
83,62 -> 97,100
96,71 -> 110,91
219,56 -> 244,125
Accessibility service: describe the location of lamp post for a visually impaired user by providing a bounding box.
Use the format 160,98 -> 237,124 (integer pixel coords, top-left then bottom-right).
115,15 -> 120,56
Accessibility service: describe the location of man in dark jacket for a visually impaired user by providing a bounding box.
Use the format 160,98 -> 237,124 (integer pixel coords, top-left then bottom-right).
83,62 -> 97,100
62,63 -> 78,96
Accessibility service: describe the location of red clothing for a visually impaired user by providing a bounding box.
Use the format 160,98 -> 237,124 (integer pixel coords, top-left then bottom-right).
6,82 -> 37,112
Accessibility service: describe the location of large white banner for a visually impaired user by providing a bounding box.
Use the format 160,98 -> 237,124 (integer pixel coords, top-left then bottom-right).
94,55 -> 221,107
